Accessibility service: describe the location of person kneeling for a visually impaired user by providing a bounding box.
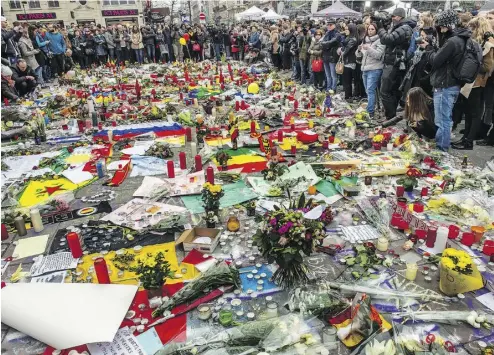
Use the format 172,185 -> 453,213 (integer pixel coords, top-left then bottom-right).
11,59 -> 37,96
404,87 -> 437,139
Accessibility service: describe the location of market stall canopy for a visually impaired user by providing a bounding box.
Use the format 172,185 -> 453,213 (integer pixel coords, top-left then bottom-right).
312,0 -> 362,18
237,6 -> 267,20
480,0 -> 494,11
262,9 -> 288,20
383,2 -> 420,17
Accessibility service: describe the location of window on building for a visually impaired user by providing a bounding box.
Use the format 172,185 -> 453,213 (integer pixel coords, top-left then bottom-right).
127,0 -> 135,4
9,0 -> 21,9
28,1 -> 41,9
102,0 -> 134,5
48,1 -> 60,7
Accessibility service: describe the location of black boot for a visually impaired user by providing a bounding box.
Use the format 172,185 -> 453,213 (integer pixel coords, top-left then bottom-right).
451,139 -> 474,150
452,136 -> 466,145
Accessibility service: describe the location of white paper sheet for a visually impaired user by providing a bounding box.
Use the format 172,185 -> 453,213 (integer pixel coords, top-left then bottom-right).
1,151 -> 60,184
121,141 -> 154,156
1,283 -> 138,350
133,176 -> 167,198
62,167 -> 94,184
30,270 -> 67,283
87,327 -> 146,355
12,235 -> 49,260
476,292 -> 494,312
30,252 -> 79,277
340,225 -> 380,243
106,160 -> 131,171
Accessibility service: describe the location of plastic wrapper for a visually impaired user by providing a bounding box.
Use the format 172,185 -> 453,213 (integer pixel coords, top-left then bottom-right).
439,259 -> 483,296
286,284 -> 349,318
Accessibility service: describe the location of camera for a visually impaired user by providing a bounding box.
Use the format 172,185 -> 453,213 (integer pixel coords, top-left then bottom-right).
371,11 -> 392,27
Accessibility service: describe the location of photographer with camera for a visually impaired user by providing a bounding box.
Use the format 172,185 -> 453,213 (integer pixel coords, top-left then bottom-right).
376,8 -> 415,121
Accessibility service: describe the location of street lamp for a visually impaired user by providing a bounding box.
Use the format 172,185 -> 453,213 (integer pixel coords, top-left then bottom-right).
21,1 -> 28,22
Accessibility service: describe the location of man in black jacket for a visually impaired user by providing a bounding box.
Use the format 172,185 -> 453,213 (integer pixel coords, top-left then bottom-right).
321,19 -> 342,91
297,25 -> 312,85
11,58 -> 37,96
429,10 -> 468,151
378,8 -> 415,120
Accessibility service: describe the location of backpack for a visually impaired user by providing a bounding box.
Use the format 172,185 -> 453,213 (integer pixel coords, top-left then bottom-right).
453,37 -> 483,85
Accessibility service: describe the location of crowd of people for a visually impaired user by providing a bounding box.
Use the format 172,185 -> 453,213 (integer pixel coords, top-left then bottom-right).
2,4 -> 494,151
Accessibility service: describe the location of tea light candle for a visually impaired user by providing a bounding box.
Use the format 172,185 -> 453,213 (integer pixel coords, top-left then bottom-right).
30,208 -> 44,232
198,305 -> 212,320
405,263 -> 418,281
266,302 -> 278,317
376,237 -> 389,252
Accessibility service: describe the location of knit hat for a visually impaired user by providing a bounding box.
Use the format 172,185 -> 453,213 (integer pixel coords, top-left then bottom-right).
434,9 -> 459,29
1,65 -> 12,77
392,8 -> 406,18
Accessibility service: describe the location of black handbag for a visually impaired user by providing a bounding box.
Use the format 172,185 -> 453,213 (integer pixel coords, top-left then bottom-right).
85,48 -> 94,55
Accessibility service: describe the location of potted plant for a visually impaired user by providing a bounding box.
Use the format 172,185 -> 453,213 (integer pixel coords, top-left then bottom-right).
129,252 -> 175,299
201,182 -> 224,213
397,168 -> 421,192
215,150 -> 231,171
372,134 -> 384,150
245,200 -> 257,216
205,211 -> 219,228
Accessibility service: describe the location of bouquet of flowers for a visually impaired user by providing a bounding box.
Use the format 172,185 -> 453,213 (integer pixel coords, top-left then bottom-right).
145,143 -> 174,159
201,183 -> 224,212
439,248 -> 483,296
262,161 -> 288,181
287,284 -> 348,318
215,150 -> 231,168
372,134 -> 384,143
253,195 -> 326,288
152,261 -> 240,316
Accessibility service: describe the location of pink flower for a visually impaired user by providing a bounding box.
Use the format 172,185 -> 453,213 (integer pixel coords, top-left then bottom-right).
305,233 -> 312,240
279,237 -> 288,246
269,218 -> 277,226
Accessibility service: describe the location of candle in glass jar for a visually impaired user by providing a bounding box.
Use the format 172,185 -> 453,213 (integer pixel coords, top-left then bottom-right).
197,305 -> 212,320
266,302 -> 278,318
376,237 -> 389,252
405,263 -> 418,281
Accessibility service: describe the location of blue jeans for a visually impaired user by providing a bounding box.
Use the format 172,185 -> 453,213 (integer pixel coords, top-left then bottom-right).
292,58 -> 300,80
300,59 -> 309,85
324,61 -> 337,91
145,44 -> 155,62
433,86 -> 460,151
214,43 -> 221,61
34,66 -> 44,86
134,48 -> 144,64
362,69 -> 382,115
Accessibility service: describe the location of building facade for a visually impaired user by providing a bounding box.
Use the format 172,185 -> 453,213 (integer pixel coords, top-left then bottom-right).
1,0 -> 146,27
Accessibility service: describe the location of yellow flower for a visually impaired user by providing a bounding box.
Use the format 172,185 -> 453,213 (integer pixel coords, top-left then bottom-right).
373,134 -> 384,143
457,261 -> 468,269
441,257 -> 455,269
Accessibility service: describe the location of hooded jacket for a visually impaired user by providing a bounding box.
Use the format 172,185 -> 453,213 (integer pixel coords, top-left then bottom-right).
321,29 -> 342,63
358,35 -> 385,72
378,18 -> 415,65
430,27 -> 470,89
297,33 -> 312,61
1,28 -> 22,57
342,36 -> 358,65
11,64 -> 36,84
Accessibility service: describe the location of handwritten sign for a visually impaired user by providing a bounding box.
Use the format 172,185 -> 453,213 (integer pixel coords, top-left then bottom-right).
102,9 -> 138,17
87,327 -> 145,355
16,13 -> 56,20
388,199 -> 429,231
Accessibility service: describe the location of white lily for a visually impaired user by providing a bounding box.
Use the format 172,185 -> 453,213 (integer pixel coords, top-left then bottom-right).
365,339 -> 396,355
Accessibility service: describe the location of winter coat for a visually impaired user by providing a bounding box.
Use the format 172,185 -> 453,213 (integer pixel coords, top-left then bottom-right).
270,30 -> 280,53
1,76 -> 19,100
430,28 -> 470,89
103,31 -> 115,49
400,45 -> 434,98
142,29 -> 156,46
72,36 -> 85,54
309,38 -> 323,61
114,30 -> 129,49
342,36 -> 358,65
358,35 -> 385,72
248,32 -> 261,49
131,32 -> 144,49
378,18 -> 415,66
11,64 -> 36,84
278,32 -> 294,57
45,31 -> 66,55
63,35 -> 72,50
155,32 -> 165,45
94,34 -> 107,56
321,29 -> 343,63
297,33 -> 312,61
473,40 -> 494,88
1,28 -> 22,57
18,36 -> 40,70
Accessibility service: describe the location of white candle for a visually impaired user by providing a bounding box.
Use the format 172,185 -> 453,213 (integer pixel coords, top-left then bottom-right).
87,97 -> 95,113
212,107 -> 216,117
30,208 -> 44,232
190,142 -> 197,157
376,237 -> 389,252
436,226 -> 449,253
387,143 -> 393,151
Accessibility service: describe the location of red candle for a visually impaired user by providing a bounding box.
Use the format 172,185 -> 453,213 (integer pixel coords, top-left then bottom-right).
482,240 -> 494,256
396,186 -> 405,197
235,101 -> 240,111
461,232 -> 475,246
94,258 -> 111,284
416,229 -> 427,239
322,141 -> 329,149
294,100 -> 298,110
241,100 -> 246,110
66,232 -> 83,258
1,224 -> 9,241
62,124 -> 68,130
328,136 -> 335,143
250,120 -> 256,134
413,203 -> 424,213
206,166 -> 214,183
195,155 -> 202,171
421,187 -> 428,197
167,160 -> 175,178
448,224 -> 460,239
426,228 -> 437,248
291,145 -> 296,154
278,130 -> 283,142
98,122 -> 103,130
185,127 -> 192,141
391,213 -> 402,228
1,281 -> 5,288
179,152 -> 187,169
77,120 -> 85,133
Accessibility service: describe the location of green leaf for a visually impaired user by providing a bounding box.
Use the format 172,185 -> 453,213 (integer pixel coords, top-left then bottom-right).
359,253 -> 368,266
351,271 -> 361,279
370,274 -> 379,279
298,193 -> 306,209
346,258 -> 356,266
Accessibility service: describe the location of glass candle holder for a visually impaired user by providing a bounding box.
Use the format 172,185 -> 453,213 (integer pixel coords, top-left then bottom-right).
405,263 -> 418,281
376,237 -> 389,252
322,326 -> 337,343
266,302 -> 278,318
